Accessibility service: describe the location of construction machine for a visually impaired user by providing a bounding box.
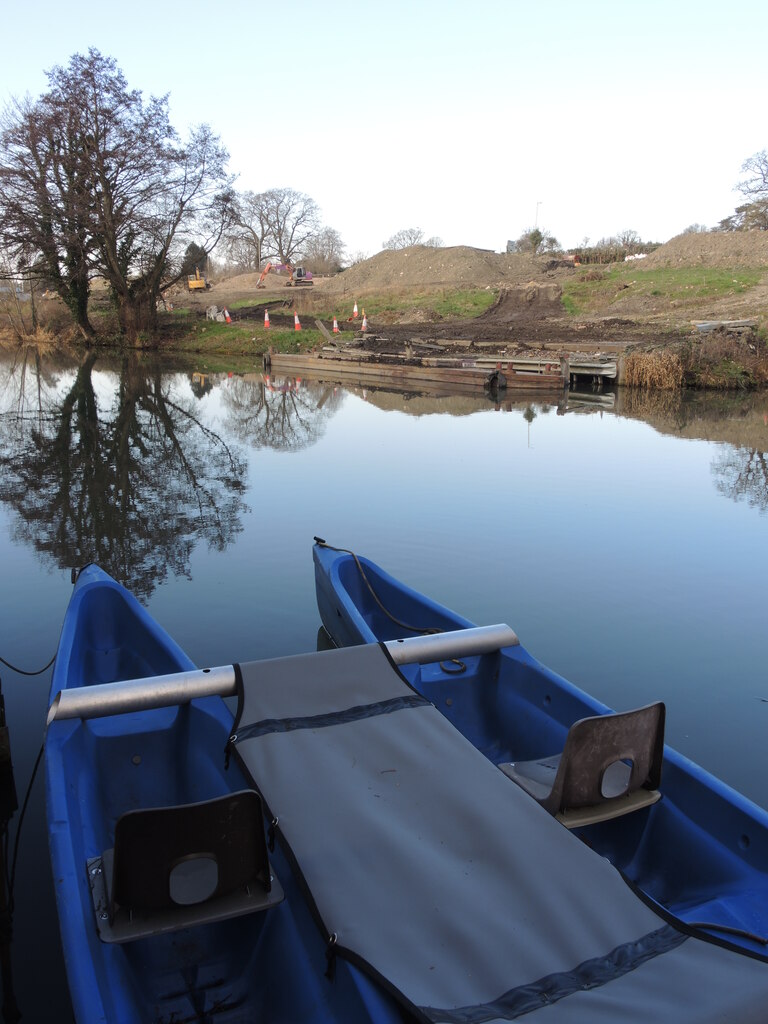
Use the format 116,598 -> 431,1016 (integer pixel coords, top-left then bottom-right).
256,262 -> 313,288
187,266 -> 211,291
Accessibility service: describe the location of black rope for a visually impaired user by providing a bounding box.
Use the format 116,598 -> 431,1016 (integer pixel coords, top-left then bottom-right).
7,743 -> 44,912
314,538 -> 466,674
0,653 -> 56,677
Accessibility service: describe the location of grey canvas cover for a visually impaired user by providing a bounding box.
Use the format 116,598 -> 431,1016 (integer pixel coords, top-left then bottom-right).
232,643 -> 768,1023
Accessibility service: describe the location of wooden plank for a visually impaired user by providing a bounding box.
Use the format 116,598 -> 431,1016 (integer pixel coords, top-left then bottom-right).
315,320 -> 335,344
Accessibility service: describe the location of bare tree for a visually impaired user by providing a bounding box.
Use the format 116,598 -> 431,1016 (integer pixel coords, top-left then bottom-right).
228,187 -> 320,266
383,227 -> 424,250
738,150 -> 768,199
263,187 -> 320,263
227,189 -> 271,269
0,94 -> 97,339
616,229 -> 641,249
424,236 -> 443,248
302,226 -> 346,274
0,50 -> 235,344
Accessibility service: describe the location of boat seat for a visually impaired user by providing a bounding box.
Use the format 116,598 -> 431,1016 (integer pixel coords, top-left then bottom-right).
87,789 -> 283,943
498,702 -> 665,828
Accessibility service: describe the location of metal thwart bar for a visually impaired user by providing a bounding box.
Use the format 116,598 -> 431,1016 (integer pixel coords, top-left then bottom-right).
47,624 -> 519,725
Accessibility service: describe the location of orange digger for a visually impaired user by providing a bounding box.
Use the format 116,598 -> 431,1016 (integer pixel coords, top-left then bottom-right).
256,262 -> 313,288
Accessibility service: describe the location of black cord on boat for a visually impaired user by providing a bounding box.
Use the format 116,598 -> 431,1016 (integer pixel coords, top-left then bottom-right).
6,743 -> 43,913
314,539 -> 466,674
0,652 -> 56,677
315,539 -> 436,636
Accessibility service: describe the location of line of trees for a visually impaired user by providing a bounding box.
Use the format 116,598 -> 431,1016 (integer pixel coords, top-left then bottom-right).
223,189 -> 346,275
382,228 -> 443,250
0,49 -> 348,344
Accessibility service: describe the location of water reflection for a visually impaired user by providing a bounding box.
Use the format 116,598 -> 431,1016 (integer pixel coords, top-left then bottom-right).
712,448 -> 768,512
220,373 -> 345,451
615,388 -> 768,514
1,353 -> 767,604
0,350 -> 247,597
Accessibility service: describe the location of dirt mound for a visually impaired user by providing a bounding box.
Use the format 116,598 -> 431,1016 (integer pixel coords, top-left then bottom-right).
221,271 -> 265,291
644,230 -> 768,268
478,283 -> 563,321
325,245 -> 541,292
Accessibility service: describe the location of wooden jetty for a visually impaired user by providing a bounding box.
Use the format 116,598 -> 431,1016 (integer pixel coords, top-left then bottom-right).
264,347 -> 566,395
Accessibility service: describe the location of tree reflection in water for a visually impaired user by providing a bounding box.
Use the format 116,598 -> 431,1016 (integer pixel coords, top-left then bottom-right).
220,374 -> 344,451
0,351 -> 247,597
712,447 -> 768,513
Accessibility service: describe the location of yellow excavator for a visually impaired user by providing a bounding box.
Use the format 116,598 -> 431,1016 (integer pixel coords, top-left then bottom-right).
187,267 -> 211,291
256,262 -> 313,288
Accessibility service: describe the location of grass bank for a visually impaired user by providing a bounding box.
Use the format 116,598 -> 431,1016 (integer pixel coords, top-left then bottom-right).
561,264 -> 764,317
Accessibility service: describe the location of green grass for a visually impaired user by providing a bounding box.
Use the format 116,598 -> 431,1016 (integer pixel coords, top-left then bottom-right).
158,310 -> 325,354
162,288 -> 498,352
561,265 -> 763,316
334,288 -> 497,321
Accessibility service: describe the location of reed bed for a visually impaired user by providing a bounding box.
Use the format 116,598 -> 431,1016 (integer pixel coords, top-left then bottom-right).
623,350 -> 685,389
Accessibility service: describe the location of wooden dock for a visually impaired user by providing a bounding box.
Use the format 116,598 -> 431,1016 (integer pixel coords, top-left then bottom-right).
264,349 -> 566,395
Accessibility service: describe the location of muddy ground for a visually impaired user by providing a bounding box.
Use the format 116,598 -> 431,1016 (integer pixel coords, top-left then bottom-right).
217,285 -> 685,357
198,232 -> 768,357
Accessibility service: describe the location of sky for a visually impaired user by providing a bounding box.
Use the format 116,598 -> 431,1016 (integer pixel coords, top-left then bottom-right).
1,0 -> 766,259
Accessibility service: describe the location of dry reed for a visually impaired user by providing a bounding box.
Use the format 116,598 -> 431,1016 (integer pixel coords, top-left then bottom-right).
623,350 -> 684,389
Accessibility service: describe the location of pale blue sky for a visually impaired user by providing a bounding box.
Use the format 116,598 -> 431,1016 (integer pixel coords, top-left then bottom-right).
2,0 -> 766,257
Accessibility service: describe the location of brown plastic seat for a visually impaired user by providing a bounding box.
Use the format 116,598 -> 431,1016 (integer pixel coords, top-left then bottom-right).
87,789 -> 283,943
499,702 -> 665,828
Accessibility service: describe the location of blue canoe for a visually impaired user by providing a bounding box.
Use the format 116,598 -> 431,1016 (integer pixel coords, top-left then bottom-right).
313,540 -> 768,958
45,564 -> 401,1024
46,557 -> 768,1023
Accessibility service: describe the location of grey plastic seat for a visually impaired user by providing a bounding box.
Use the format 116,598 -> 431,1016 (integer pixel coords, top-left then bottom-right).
87,789 -> 283,943
499,702 -> 665,828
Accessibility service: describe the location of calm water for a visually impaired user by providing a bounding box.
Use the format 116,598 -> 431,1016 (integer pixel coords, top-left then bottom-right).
1,350 -> 767,1020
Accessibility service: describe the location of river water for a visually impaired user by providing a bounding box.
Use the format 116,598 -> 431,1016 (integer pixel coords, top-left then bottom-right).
1,349 -> 767,1020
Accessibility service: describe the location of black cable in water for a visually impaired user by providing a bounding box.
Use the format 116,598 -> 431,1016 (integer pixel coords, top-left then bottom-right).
7,743 -> 43,914
0,653 -> 56,677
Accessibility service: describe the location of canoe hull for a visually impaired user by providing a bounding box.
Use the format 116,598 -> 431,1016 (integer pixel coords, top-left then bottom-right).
46,565 -> 397,1024
313,541 -> 768,958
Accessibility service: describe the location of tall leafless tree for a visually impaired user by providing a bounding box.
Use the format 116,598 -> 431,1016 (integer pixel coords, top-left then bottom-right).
0,50 -> 235,344
0,94 -> 97,338
302,227 -> 346,274
228,187 -> 320,267
382,227 -> 424,250
738,150 -> 768,199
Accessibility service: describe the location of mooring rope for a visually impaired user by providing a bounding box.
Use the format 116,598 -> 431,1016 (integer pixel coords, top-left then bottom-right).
314,538 -> 466,673
0,653 -> 56,677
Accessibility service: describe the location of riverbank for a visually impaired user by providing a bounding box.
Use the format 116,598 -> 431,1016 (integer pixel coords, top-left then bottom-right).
2,232 -> 767,388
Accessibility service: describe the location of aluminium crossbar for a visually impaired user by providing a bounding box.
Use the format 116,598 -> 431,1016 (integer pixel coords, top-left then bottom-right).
46,624 -> 519,725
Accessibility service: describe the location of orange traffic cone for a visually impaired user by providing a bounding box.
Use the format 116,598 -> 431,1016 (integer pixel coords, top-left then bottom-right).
361,311 -> 368,332
224,308 -> 232,324
332,317 -> 340,334
352,301 -> 358,319
264,309 -> 270,329
294,312 -> 301,331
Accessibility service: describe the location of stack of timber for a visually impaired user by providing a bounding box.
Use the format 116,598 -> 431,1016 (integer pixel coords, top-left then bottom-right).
264,341 -> 566,395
